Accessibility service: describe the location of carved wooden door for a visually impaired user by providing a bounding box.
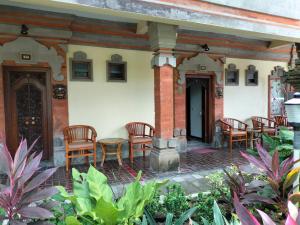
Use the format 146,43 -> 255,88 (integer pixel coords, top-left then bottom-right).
4,69 -> 51,159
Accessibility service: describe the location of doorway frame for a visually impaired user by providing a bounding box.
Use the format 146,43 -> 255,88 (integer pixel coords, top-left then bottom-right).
3,66 -> 53,159
185,73 -> 215,143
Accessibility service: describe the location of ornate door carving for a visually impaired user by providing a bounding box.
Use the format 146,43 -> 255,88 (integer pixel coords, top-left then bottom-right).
4,69 -> 52,159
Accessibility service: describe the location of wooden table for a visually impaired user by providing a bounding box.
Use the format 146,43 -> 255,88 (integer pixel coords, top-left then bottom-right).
98,138 -> 127,167
247,128 -> 261,148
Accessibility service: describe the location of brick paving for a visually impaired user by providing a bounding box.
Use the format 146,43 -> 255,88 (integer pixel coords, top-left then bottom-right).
0,147 -> 248,193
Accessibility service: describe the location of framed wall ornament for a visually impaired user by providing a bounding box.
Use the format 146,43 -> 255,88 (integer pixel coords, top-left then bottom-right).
245,65 -> 258,86
70,51 -> 93,81
106,54 -> 127,82
225,63 -> 239,86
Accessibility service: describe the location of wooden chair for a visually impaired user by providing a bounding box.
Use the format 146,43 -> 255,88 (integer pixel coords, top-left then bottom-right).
251,116 -> 277,136
219,118 -> 248,152
63,125 -> 97,172
125,122 -> 155,163
273,115 -> 293,132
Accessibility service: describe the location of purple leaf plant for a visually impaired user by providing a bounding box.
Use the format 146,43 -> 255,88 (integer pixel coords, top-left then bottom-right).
0,139 -> 58,223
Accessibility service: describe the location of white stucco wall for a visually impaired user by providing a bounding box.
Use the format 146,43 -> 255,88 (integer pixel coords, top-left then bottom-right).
224,58 -> 287,125
67,45 -> 154,139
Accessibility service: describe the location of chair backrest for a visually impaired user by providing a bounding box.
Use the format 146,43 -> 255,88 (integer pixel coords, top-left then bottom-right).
220,118 -> 246,131
274,115 -> 288,126
63,125 -> 97,143
252,116 -> 275,129
125,122 -> 154,137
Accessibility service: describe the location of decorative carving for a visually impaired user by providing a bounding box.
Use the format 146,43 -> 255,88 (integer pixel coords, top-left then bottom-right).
245,65 -> 258,86
177,53 -> 223,86
271,66 -> 285,77
53,84 -> 67,99
225,63 -> 239,86
151,53 -> 176,68
0,37 -> 64,81
216,87 -> 224,98
111,54 -> 123,63
73,51 -> 87,60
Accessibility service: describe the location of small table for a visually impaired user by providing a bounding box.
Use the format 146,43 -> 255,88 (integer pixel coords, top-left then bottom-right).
98,138 -> 127,167
247,128 -> 261,148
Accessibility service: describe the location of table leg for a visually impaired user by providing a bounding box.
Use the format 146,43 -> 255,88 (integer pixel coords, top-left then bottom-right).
101,143 -> 106,167
250,131 -> 254,149
117,143 -> 123,166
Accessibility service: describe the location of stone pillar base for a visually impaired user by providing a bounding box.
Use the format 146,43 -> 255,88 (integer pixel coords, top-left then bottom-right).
150,148 -> 180,172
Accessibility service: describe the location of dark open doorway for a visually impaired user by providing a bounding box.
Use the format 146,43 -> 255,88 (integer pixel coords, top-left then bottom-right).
186,76 -> 214,143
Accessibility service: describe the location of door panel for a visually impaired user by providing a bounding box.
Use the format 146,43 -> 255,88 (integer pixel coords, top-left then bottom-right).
190,84 -> 203,138
4,70 -> 51,159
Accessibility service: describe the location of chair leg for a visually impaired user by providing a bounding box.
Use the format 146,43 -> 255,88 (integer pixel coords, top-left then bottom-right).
229,135 -> 232,153
130,142 -> 134,163
94,147 -> 97,168
245,134 -> 248,149
85,155 -> 89,166
142,144 -> 145,159
65,152 -> 69,172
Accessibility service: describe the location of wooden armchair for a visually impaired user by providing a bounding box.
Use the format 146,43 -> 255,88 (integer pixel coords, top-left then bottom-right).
63,125 -> 97,172
251,116 -> 277,136
274,115 -> 293,131
219,118 -> 248,152
125,122 -> 155,163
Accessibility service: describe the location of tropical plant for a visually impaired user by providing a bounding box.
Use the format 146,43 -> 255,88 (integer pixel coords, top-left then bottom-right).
58,166 -> 166,225
233,193 -> 300,225
0,139 -> 58,223
240,143 -> 300,213
164,184 -> 190,218
201,201 -> 240,225
143,207 -> 199,225
247,129 -> 294,161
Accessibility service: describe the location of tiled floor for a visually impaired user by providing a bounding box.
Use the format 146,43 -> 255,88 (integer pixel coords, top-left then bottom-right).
0,146 -> 248,193
49,146 -> 247,191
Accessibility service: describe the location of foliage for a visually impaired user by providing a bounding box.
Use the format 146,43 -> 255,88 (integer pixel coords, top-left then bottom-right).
145,190 -> 166,219
247,129 -> 294,161
201,201 -> 240,225
233,193 -> 300,225
44,194 -> 75,225
143,207 -> 199,225
146,183 -> 190,220
240,143 -> 299,214
0,139 -> 58,223
164,184 -> 190,219
58,166 -> 166,225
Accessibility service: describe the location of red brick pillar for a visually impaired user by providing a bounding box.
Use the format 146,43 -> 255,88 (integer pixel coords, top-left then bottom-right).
154,65 -> 174,139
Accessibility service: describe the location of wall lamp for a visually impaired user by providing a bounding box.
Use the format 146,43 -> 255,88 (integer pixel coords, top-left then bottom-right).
21,24 -> 29,35
201,44 -> 210,51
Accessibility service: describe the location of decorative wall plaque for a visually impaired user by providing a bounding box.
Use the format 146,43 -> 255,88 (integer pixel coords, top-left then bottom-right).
245,65 -> 258,86
225,63 -> 239,86
70,51 -> 93,81
53,84 -> 67,99
106,54 -> 127,82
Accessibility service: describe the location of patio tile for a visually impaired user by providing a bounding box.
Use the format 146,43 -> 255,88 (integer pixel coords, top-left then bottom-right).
34,147 -> 249,194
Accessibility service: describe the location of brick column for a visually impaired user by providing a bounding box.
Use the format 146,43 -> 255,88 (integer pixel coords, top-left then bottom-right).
154,65 -> 174,139
150,53 -> 180,172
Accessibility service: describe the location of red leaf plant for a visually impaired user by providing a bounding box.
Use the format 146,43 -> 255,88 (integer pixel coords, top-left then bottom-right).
233,193 -> 300,225
0,139 -> 58,223
240,143 -> 296,213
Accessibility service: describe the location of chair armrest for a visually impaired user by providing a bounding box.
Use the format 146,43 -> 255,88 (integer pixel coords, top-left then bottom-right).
219,120 -> 233,132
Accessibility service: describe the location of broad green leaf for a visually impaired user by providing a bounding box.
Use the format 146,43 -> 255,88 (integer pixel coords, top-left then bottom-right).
165,213 -> 174,225
289,192 -> 300,204
283,167 -> 300,193
94,197 -> 121,225
174,207 -> 197,225
65,216 -> 83,225
75,198 -> 93,217
279,129 -> 294,141
213,201 -> 224,225
86,166 -> 113,202
201,217 -> 211,225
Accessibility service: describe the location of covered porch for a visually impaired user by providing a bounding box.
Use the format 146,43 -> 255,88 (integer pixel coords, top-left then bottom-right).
0,0 -> 298,176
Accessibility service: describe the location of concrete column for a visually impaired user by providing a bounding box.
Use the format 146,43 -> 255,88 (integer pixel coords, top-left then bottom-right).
148,22 -> 180,172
